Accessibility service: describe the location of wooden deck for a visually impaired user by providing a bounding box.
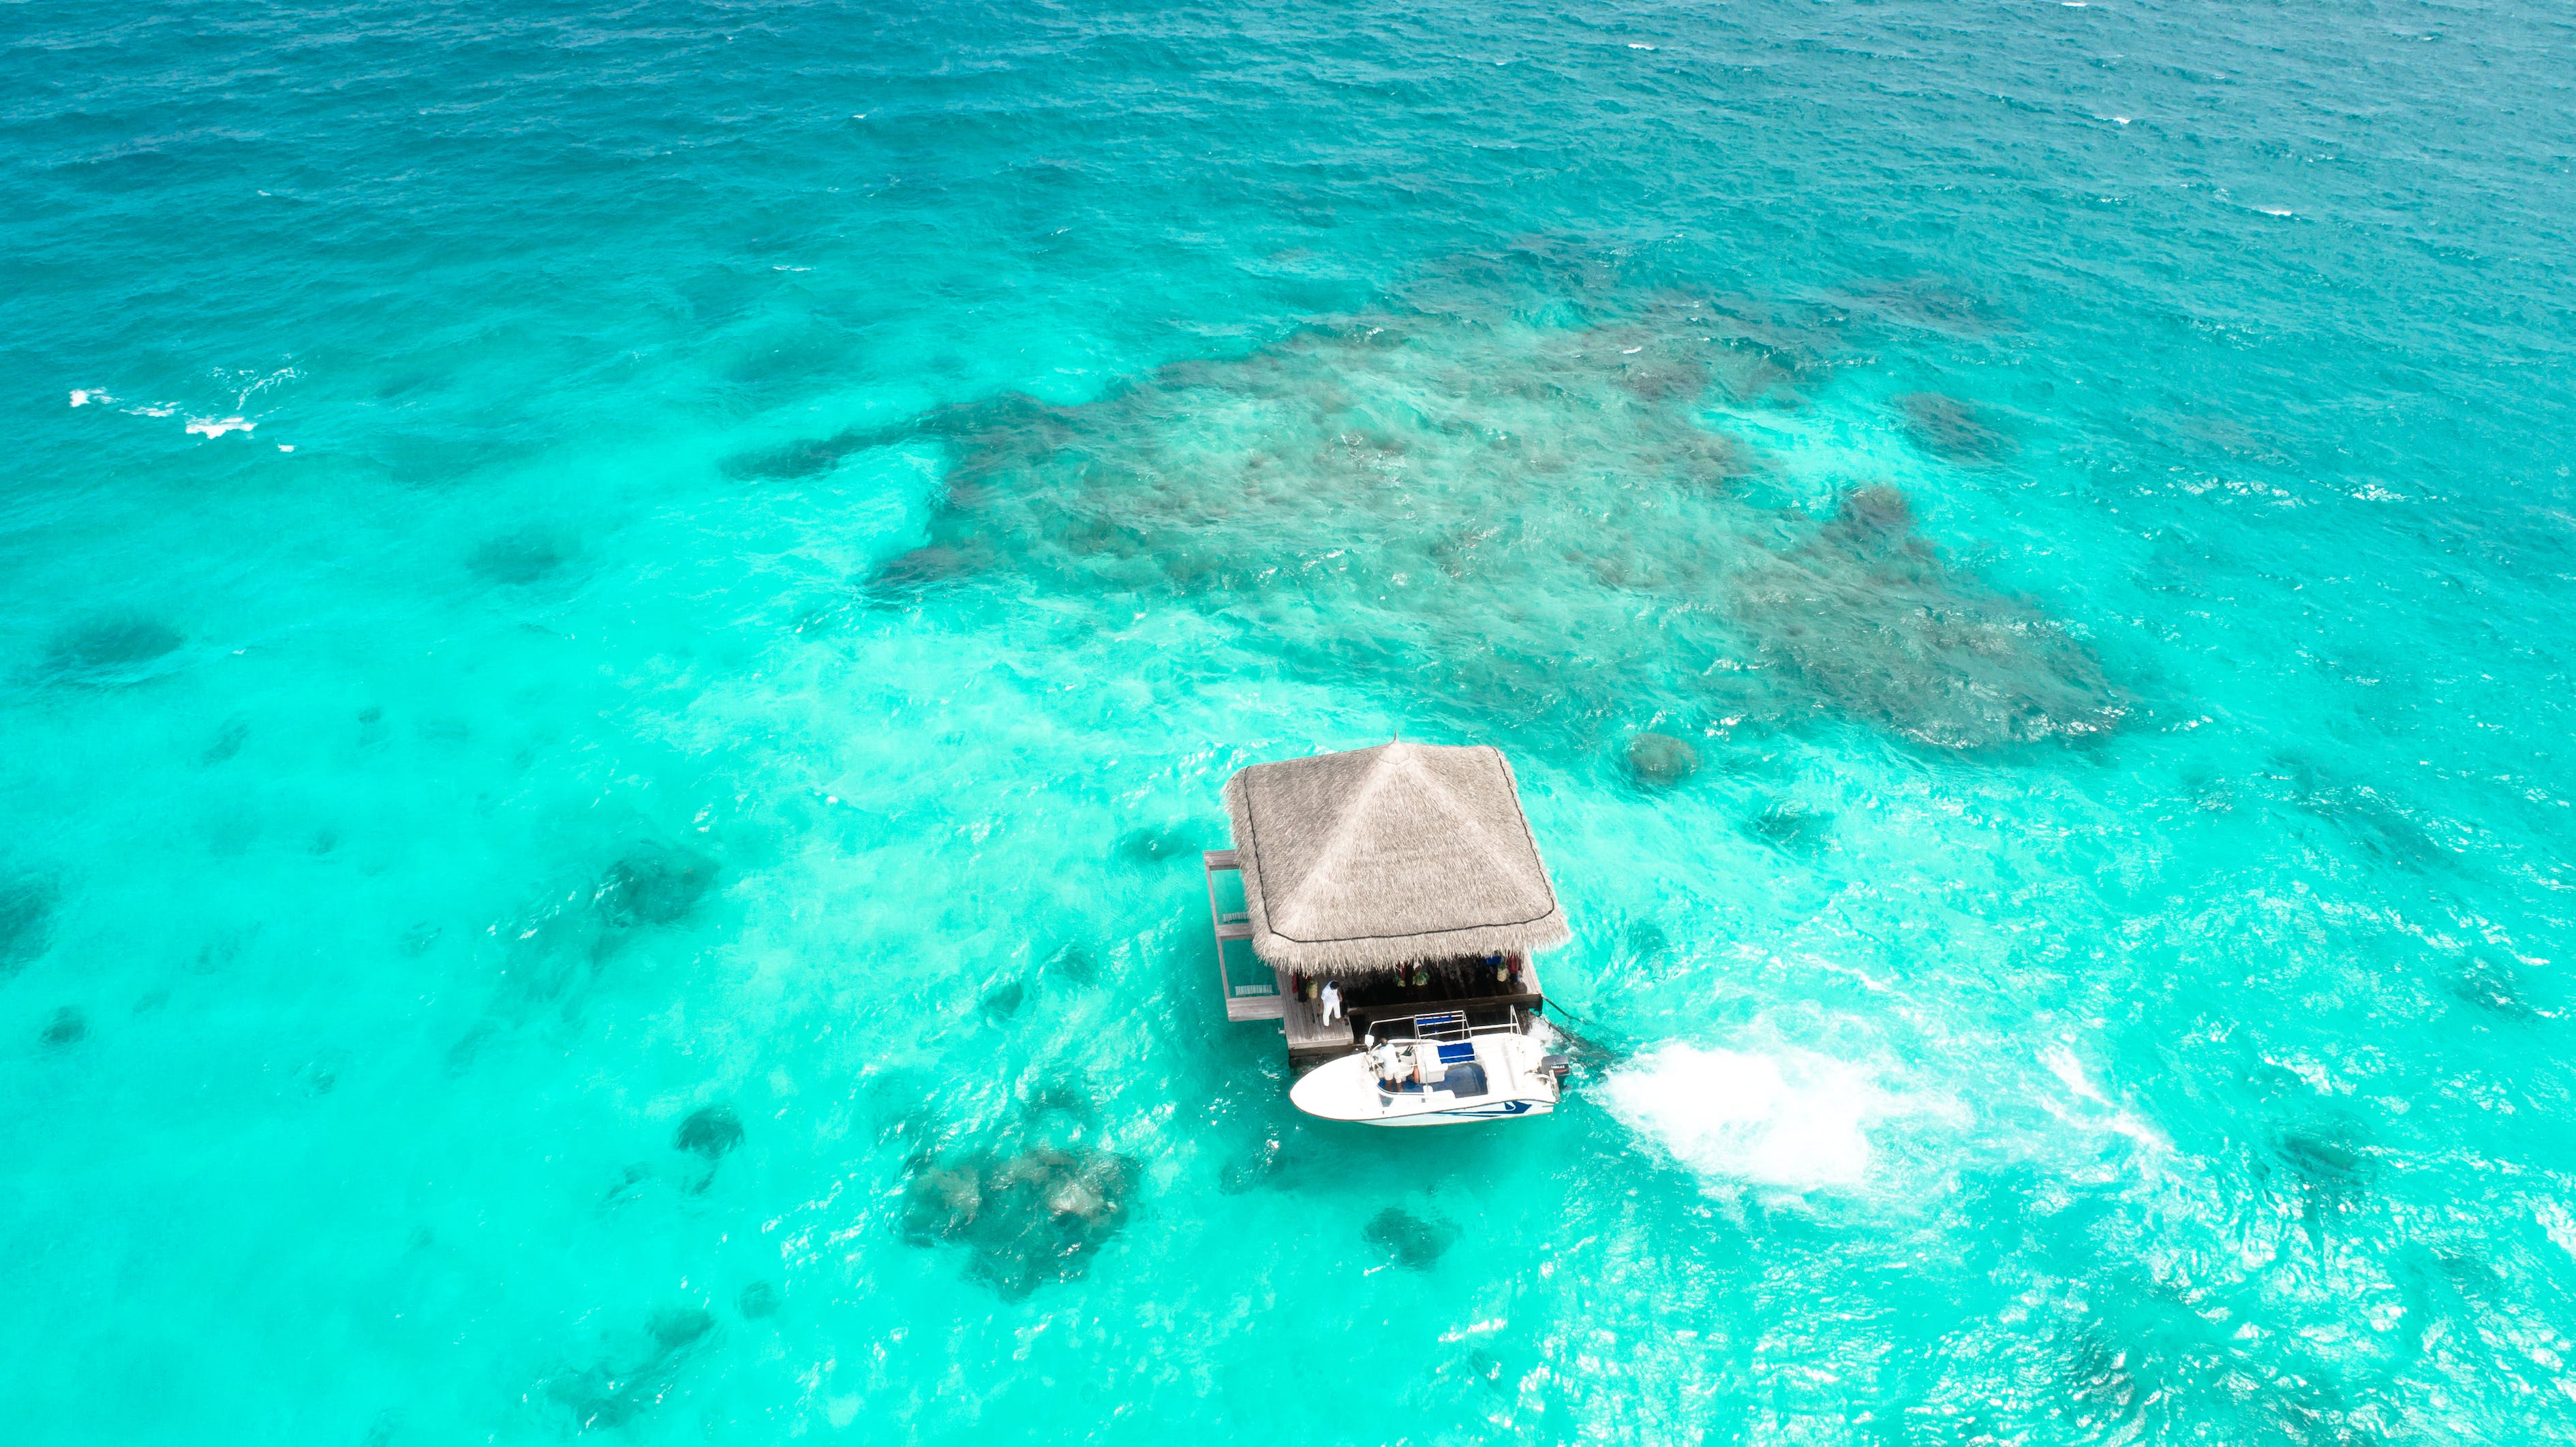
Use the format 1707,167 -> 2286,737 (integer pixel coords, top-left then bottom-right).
1280,980 -> 1355,1062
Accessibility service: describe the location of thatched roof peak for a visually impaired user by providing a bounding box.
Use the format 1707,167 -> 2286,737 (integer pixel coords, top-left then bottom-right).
1222,741 -> 1570,976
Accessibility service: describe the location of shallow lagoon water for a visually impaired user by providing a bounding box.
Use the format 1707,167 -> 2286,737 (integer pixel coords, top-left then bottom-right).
5,0 -> 2576,1441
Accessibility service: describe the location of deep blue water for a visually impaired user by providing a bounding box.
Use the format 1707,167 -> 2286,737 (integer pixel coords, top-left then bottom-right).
5,0 -> 2576,1441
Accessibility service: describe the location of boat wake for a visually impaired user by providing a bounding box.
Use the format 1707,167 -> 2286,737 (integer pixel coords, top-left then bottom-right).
1601,1043 -> 1894,1193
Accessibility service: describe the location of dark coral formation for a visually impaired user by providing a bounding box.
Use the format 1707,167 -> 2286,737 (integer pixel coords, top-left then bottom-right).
1896,390 -> 2016,463
1044,943 -> 1099,986
1731,488 -> 2126,749
1218,1133 -> 1291,1196
674,1104 -> 744,1160
40,616 -> 183,685
1,874 -> 57,977
1114,826 -> 1206,865
596,845 -> 716,929
459,844 -> 724,1040
1746,800 -> 1835,854
1363,1206 -> 1456,1270
546,1306 -> 715,1432
1625,730 -> 1700,788
2261,1121 -> 2375,1234
979,977 -> 1026,1021
2451,956 -> 2543,1020
902,1143 -> 1136,1298
2261,754 -> 2447,871
468,531 -> 571,585
202,717 -> 249,764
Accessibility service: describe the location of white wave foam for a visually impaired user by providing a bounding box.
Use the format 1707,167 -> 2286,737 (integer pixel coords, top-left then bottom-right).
2040,1043 -> 2171,1154
215,363 -> 302,409
1603,1044 -> 1888,1191
187,416 -> 256,438
70,389 -> 110,407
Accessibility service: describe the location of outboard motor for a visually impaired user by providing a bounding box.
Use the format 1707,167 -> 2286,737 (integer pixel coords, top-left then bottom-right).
1539,1055 -> 1574,1087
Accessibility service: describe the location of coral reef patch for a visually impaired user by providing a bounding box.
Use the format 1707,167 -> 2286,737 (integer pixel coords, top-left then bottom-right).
902,1140 -> 1137,1299
749,300 -> 2121,754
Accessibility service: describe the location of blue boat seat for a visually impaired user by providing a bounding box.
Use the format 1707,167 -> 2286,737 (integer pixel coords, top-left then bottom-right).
1436,1042 -> 1476,1064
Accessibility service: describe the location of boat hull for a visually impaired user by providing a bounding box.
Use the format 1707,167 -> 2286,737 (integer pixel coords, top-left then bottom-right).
1289,1028 -> 1560,1127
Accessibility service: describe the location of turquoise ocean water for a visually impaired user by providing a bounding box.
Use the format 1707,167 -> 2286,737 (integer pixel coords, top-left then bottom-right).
5,0 -> 2575,1440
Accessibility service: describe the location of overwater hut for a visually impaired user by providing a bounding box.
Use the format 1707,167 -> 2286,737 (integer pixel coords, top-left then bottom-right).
1203,741 -> 1570,1065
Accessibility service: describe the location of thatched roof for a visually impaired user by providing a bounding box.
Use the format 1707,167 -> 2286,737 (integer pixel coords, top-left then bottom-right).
1222,741 -> 1570,976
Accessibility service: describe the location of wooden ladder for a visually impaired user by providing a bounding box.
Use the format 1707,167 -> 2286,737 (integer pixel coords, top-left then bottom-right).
1203,850 -> 1283,1021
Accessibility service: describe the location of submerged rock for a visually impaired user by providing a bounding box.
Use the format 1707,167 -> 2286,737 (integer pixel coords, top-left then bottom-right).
602,1162 -> 651,1205
1045,943 -> 1099,986
724,433 -> 861,482
547,1306 -> 716,1432
1363,1207 -> 1456,1270
649,1307 -> 713,1352
41,1006 -> 86,1046
41,616 -> 183,685
1,875 -> 57,977
202,717 -> 249,764
467,531 -> 570,585
863,542 -> 987,606
1114,826 -> 1208,865
979,978 -> 1027,1021
2268,758 -> 2445,870
1747,801 -> 1834,854
1218,1134 -> 1289,1195
2258,1118 -> 2375,1238
675,1105 -> 745,1160
1895,391 -> 2014,463
596,845 -> 716,929
736,1281 -> 780,1319
2452,956 -> 2541,1020
1624,730 -> 1700,788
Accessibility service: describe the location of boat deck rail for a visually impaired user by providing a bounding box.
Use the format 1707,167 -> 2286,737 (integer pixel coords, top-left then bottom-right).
1365,1007 -> 1533,1046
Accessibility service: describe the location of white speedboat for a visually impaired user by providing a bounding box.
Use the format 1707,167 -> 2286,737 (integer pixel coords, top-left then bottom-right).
1289,1010 -> 1571,1127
